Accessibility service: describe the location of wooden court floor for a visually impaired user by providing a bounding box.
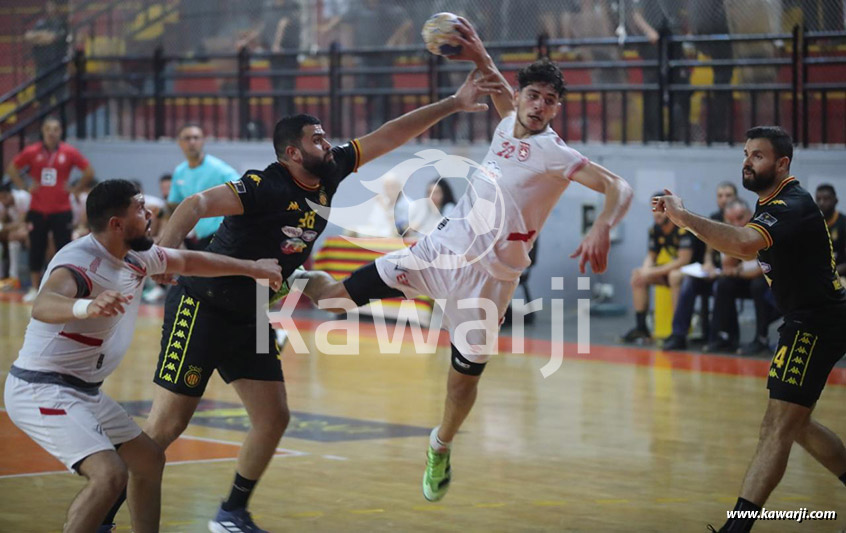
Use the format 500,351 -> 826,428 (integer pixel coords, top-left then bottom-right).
2,298 -> 846,532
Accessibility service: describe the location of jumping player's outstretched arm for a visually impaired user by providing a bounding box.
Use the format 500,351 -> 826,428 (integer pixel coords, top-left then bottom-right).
354,69 -> 501,167
568,162 -> 634,273
653,190 -> 767,261
163,249 -> 282,289
450,17 -> 515,118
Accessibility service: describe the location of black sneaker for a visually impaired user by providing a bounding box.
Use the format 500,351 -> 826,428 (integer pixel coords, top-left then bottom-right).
738,339 -> 770,356
704,338 -> 738,353
621,327 -> 651,344
661,334 -> 687,351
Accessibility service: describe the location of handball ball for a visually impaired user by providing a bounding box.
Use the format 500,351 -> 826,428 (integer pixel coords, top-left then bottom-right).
422,12 -> 463,57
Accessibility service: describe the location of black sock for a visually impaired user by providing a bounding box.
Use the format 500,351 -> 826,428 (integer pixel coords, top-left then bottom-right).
103,488 -> 127,524
636,311 -> 647,331
839,471 -> 846,486
221,473 -> 258,512
719,497 -> 761,532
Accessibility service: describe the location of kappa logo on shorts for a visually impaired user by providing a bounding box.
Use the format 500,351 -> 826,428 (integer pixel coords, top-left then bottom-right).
184,365 -> 203,388
159,295 -> 199,385
754,212 -> 778,227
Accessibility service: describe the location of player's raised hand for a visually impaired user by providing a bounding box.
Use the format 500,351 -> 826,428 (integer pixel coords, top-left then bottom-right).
570,223 -> 611,274
652,189 -> 688,228
253,258 -> 283,291
87,290 -> 132,318
449,16 -> 487,63
453,69 -> 502,113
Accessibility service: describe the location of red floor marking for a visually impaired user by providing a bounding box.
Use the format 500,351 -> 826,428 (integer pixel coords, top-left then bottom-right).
0,412 -> 293,477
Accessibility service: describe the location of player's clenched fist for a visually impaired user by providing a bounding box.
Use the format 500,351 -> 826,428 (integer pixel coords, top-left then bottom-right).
253,258 -> 284,291
87,290 -> 132,318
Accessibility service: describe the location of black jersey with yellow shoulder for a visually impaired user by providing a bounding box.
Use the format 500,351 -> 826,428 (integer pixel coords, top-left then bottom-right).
181,140 -> 362,318
746,177 -> 846,316
826,211 -> 846,267
648,223 -> 695,260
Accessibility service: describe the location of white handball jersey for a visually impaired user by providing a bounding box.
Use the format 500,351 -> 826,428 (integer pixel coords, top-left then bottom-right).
428,115 -> 588,281
13,234 -> 168,382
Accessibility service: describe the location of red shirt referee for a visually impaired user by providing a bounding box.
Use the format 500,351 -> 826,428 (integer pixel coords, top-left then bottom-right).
6,117 -> 94,301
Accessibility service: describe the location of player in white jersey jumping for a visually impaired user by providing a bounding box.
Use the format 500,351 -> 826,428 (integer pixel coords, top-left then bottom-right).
4,179 -> 282,533
295,19 -> 633,501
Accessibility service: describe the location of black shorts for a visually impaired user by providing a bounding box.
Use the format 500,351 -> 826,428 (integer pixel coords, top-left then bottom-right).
767,313 -> 846,407
153,284 -> 283,397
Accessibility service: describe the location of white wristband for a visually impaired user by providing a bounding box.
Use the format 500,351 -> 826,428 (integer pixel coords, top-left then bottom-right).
72,299 -> 93,319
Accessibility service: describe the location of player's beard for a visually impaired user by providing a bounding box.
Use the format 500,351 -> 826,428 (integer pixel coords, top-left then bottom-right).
127,222 -> 154,251
742,165 -> 777,193
302,151 -> 337,180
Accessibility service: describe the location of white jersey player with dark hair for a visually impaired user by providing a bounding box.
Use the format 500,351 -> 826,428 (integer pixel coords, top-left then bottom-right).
4,179 -> 282,533
295,18 -> 633,502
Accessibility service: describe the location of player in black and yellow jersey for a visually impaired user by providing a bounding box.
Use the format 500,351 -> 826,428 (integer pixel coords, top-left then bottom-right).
654,127 -> 846,533
102,72 -> 501,531
621,191 -> 696,343
815,183 -> 846,281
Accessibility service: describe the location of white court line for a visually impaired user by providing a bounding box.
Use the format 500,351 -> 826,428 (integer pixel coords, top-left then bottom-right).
0,469 -> 69,479
0,435 -> 309,480
177,434 -> 309,458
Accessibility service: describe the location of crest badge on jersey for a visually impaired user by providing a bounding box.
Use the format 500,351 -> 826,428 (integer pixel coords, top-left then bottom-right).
282,226 -> 303,238
319,188 -> 328,206
754,212 -> 778,227
517,141 -> 531,162
231,180 -> 246,194
281,238 -> 307,255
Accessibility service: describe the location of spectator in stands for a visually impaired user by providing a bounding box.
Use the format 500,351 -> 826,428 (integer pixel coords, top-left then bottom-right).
159,173 -> 172,203
570,0 -> 626,86
628,0 -> 689,141
815,184 -> 846,285
317,0 -> 349,47
622,191 -> 696,343
663,181 -> 737,350
689,0 -> 734,142
0,180 -> 31,291
267,0 -> 301,118
6,117 -> 94,302
168,124 -> 240,250
407,179 -> 457,238
705,198 -> 781,354
25,0 -> 69,106
344,0 -> 412,129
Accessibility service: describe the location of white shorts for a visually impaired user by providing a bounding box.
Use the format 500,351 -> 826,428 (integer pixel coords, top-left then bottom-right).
374,238 -> 519,363
4,374 -> 141,471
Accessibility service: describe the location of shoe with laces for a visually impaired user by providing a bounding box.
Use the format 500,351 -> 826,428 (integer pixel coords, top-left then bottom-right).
208,505 -> 268,533
422,445 -> 451,502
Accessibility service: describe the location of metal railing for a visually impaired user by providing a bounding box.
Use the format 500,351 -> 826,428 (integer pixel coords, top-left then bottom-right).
3,26 -> 845,170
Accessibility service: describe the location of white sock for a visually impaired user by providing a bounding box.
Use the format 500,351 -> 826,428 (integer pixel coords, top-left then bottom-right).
429,426 -> 451,452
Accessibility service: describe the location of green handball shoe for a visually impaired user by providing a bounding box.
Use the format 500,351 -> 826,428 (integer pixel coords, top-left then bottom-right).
422,446 -> 452,501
